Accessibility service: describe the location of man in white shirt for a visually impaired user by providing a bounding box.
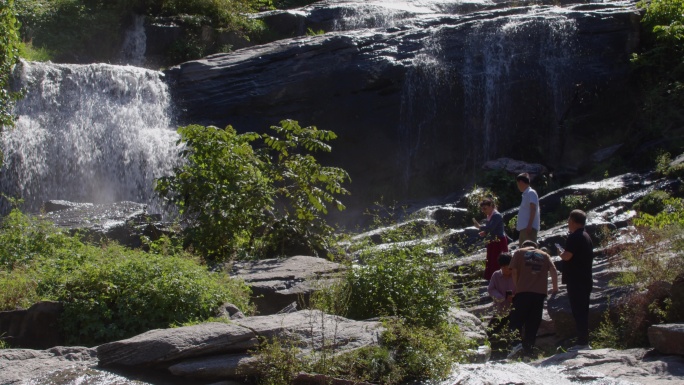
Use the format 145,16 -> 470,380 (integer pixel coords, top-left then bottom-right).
516,173 -> 540,244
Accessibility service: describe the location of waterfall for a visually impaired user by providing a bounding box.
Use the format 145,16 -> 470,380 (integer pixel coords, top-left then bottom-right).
398,33 -> 452,191
458,9 -> 578,165
120,14 -> 147,66
1,60 -> 180,213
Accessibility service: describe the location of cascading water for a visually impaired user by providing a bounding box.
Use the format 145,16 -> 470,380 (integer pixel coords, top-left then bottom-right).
119,14 -> 147,66
0,60 -> 180,214
459,9 -> 578,164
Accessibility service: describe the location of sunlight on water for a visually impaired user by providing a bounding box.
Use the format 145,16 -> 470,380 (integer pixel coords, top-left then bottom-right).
1,61 -> 180,213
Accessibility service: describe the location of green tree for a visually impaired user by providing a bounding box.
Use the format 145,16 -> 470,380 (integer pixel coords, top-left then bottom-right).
155,120 -> 350,261
1,0 -> 21,132
632,0 -> 684,138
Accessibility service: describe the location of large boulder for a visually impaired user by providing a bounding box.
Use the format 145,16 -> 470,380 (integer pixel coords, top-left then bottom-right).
230,255 -> 345,315
648,324 -> 684,356
0,347 -> 98,385
98,310 -> 383,381
0,301 -> 63,349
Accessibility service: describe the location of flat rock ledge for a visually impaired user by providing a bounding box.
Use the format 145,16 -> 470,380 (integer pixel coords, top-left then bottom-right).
0,310 -> 382,384
536,348 -> 684,385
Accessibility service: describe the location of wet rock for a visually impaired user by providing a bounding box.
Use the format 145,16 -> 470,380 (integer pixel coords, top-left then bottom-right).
40,201 -> 171,249
482,158 -> 549,181
0,347 -> 98,385
230,255 -> 345,315
648,324 -> 684,356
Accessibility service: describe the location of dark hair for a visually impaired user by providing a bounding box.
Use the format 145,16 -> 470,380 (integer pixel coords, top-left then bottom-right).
479,198 -> 494,207
516,173 -> 530,184
521,240 -> 538,248
569,209 -> 587,226
498,252 -> 512,266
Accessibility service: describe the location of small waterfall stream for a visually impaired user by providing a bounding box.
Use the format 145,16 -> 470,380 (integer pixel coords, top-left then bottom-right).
1,61 -> 179,213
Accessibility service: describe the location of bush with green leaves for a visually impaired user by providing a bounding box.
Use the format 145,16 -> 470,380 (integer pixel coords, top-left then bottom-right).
0,208 -> 252,346
633,197 -> 684,228
631,0 -> 684,139
155,120 -> 350,261
633,190 -> 671,215
1,0 -> 21,131
46,245 -> 252,346
342,245 -> 452,328
250,318 -> 470,385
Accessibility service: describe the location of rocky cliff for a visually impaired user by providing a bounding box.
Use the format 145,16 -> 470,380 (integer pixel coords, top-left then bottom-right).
165,0 -> 642,219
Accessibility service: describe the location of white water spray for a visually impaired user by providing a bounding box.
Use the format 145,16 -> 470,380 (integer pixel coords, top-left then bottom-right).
1,61 -> 180,213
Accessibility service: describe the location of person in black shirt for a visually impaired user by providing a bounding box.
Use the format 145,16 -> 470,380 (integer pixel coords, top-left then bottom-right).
560,209 -> 594,351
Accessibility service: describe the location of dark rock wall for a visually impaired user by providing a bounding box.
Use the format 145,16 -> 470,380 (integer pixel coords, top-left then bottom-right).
165,1 -> 642,221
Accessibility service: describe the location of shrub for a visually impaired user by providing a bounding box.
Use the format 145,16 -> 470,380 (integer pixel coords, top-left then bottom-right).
633,197 -> 684,228
475,169 -> 518,211
41,245 -> 252,346
379,319 -> 470,383
0,208 -> 253,346
249,318 -> 470,385
633,190 -> 671,215
343,245 -> 452,328
155,120 -> 350,261
1,0 -> 21,130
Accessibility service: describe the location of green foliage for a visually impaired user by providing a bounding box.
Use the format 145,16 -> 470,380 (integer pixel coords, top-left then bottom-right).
380,319 -> 470,383
1,0 -> 21,130
251,336 -> 304,385
632,0 -> 684,139
155,120 -> 350,261
475,169 -> 518,211
44,245 -> 251,346
343,246 -> 453,328
591,308 -> 624,349
655,151 -> 684,178
465,185 -> 498,221
250,318 -> 470,385
560,194 -> 590,213
633,190 -> 671,215
0,267 -> 39,309
0,208 -> 252,346
633,197 -> 684,228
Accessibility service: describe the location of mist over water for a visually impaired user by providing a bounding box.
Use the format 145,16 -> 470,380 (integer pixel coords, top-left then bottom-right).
1,61 -> 180,213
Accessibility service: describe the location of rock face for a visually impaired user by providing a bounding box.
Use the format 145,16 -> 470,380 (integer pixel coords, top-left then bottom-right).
0,301 -> 63,349
230,255 -> 345,315
97,310 -> 383,381
648,324 -> 684,356
165,0 -> 641,218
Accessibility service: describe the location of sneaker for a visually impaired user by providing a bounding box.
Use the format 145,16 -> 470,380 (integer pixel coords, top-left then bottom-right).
507,343 -> 523,359
567,344 -> 592,352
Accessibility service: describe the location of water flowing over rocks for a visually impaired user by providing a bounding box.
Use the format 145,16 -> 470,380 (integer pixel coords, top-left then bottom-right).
165,0 -> 642,218
2,61 -> 179,215
40,200 -> 170,249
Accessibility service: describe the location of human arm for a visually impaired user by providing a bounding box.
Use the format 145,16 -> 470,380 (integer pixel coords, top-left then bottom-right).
525,202 -> 537,233
488,276 -> 506,302
560,250 -> 573,261
549,256 -> 558,293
